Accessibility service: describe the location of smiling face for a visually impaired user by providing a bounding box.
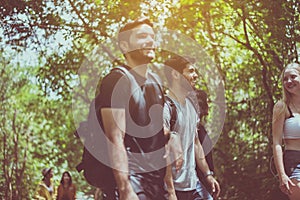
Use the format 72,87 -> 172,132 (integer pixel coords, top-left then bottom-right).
182,63 -> 198,87
120,23 -> 156,64
61,171 -> 72,185
63,172 -> 70,183
283,67 -> 300,95
128,24 -> 155,59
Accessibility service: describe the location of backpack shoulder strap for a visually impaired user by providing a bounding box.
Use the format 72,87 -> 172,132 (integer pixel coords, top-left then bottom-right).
111,66 -> 139,89
165,96 -> 177,131
147,70 -> 162,85
111,66 -> 134,81
147,71 -> 165,100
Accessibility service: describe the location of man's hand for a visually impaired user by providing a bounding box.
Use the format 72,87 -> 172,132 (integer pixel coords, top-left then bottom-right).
164,164 -> 178,200
206,175 -> 220,199
164,132 -> 183,172
102,108 -> 138,200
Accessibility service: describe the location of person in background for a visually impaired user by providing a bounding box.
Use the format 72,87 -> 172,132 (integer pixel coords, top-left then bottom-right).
57,171 -> 76,200
34,167 -> 56,200
272,62 -> 300,200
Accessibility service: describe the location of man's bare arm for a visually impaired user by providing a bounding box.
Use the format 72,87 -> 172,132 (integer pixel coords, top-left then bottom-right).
101,108 -> 138,200
194,136 -> 220,198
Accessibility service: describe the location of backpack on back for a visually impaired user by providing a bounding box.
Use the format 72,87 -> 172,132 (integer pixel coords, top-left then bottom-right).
75,98 -> 115,189
75,66 -> 164,189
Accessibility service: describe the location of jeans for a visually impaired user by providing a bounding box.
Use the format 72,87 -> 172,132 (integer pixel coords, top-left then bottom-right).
175,181 -> 213,200
283,150 -> 300,181
196,181 -> 214,200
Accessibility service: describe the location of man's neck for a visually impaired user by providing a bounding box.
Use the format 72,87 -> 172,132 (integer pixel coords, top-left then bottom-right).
125,58 -> 149,77
168,84 -> 188,105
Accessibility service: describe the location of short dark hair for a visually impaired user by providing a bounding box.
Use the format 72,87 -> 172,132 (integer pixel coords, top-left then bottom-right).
118,17 -> 153,44
164,55 -> 196,85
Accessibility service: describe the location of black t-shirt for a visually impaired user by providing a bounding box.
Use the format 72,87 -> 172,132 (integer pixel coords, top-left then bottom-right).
96,67 -> 166,182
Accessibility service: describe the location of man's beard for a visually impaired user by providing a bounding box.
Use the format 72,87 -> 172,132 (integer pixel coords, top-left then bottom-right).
127,47 -> 155,64
180,76 -> 193,92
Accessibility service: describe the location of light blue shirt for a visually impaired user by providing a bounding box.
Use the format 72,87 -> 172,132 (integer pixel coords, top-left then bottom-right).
164,96 -> 199,191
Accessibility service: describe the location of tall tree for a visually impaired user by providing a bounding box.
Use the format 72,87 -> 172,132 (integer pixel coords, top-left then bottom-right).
0,0 -> 299,199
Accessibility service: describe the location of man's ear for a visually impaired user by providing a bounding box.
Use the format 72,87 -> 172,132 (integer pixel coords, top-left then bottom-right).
119,41 -> 129,54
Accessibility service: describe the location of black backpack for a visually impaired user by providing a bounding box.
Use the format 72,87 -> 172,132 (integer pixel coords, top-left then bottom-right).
75,98 -> 116,189
165,96 -> 177,132
75,66 -> 164,189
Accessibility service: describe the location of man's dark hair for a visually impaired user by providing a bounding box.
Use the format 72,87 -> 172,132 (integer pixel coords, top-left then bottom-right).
118,17 -> 153,45
164,55 -> 196,85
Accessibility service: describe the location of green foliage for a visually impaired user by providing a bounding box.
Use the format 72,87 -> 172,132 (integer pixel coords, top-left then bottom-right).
164,0 -> 299,199
0,0 -> 299,199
